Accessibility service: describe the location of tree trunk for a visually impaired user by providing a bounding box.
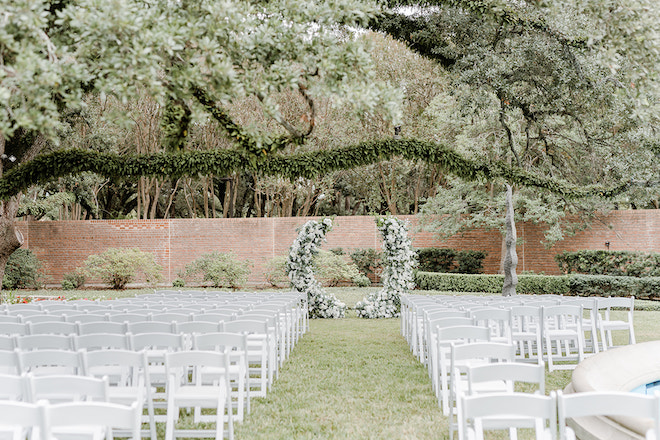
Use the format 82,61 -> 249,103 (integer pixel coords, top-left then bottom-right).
502,184 -> 518,296
0,198 -> 25,298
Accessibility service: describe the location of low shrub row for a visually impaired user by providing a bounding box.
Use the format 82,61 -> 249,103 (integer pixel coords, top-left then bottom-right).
414,271 -> 660,299
555,250 -> 660,277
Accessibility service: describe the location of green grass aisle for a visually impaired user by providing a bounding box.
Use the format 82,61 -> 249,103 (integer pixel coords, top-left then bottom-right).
234,317 -> 445,439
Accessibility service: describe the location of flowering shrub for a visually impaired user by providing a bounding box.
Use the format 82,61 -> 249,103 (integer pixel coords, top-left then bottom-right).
356,216 -> 418,318
286,218 -> 346,319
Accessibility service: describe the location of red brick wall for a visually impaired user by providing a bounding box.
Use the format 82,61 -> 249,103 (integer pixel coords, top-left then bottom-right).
15,211 -> 660,287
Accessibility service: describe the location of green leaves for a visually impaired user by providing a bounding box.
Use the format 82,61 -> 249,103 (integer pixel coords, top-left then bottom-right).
0,138 -> 630,201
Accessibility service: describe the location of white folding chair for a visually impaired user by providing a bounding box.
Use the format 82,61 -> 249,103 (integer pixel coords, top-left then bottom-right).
77,321 -> 127,335
26,373 -> 109,403
0,373 -> 27,401
224,320 -> 271,398
127,321 -> 175,334
0,334 -> 15,351
164,350 -> 232,440
511,306 -> 543,364
560,298 -> 599,355
556,389 -> 660,440
44,400 -> 142,440
457,362 -> 546,440
460,393 -> 557,440
108,313 -> 152,324
14,334 -> 73,351
130,332 -> 186,419
27,321 -> 77,335
469,308 -> 513,345
73,333 -> 131,351
193,332 -> 250,421
150,313 -> 192,323
448,342 -> 516,439
85,349 -> 157,440
0,323 -> 28,336
596,296 -> 636,351
0,350 -> 20,375
64,313 -> 109,324
0,401 -> 44,440
542,305 -> 585,371
436,325 -> 491,414
16,348 -> 86,376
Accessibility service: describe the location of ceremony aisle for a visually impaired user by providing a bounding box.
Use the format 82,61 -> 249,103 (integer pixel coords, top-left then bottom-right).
234,316 -> 444,439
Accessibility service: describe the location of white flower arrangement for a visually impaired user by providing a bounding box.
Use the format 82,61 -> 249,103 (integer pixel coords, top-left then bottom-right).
356,216 -> 418,318
286,218 -> 346,319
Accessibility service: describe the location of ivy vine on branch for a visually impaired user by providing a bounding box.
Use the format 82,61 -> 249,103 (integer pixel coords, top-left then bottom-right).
0,138 -> 631,201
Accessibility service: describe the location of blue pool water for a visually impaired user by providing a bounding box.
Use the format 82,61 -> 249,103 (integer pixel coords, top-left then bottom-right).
631,380 -> 660,395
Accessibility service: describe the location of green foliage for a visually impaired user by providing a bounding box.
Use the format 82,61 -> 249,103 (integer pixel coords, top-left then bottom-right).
3,249 -> 43,290
0,139 -> 631,202
353,274 -> 371,288
556,250 -> 660,277
415,271 -> 571,295
456,250 -> 487,274
417,248 -> 456,272
61,269 -> 86,290
566,275 -> 660,300
172,278 -> 185,288
349,248 -> 383,279
313,250 -> 362,287
183,251 -> 251,290
264,255 -> 290,288
0,290 -> 32,304
416,248 -> 486,274
415,272 -> 503,293
414,270 -> 659,299
84,248 -> 163,290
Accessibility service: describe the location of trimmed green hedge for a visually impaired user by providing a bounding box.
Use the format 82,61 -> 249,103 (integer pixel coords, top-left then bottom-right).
555,250 -> 660,277
414,271 -> 660,299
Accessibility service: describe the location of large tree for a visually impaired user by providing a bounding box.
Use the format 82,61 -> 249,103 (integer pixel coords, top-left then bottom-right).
371,0 -> 659,261
0,0 -> 402,290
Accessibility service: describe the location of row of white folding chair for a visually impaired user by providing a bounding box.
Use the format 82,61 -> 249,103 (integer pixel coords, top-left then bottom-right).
0,400 -> 143,440
0,320 -> 227,339
459,390 -> 660,440
446,342 -> 518,438
434,325 -> 492,414
453,360 -> 546,440
3,320 -> 277,398
0,345 -> 244,438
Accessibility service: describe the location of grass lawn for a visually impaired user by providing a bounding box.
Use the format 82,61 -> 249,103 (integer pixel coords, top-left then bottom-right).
16,286 -> 660,439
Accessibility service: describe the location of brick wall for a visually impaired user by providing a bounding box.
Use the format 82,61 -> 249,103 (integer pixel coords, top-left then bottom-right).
15,210 -> 660,287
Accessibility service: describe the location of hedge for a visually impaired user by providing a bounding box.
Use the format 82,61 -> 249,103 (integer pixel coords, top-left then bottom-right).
414,271 -> 660,299
555,250 -> 660,277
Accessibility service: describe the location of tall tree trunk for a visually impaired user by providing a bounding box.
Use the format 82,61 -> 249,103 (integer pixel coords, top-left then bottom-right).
0,198 -> 25,297
502,184 -> 518,296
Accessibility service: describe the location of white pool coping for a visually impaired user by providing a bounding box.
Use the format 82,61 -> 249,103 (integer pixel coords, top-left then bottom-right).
566,340 -> 660,439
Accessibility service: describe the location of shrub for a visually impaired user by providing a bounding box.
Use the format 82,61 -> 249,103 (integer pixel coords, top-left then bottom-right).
555,250 -> 660,277
416,248 -> 487,274
3,249 -> 43,289
61,269 -> 86,290
352,273 -> 371,287
184,251 -> 251,290
172,278 -> 185,288
414,271 -> 659,299
455,250 -> 487,274
264,255 -> 289,288
417,248 -> 456,273
84,248 -> 163,289
313,250 -> 361,287
349,248 -> 382,279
